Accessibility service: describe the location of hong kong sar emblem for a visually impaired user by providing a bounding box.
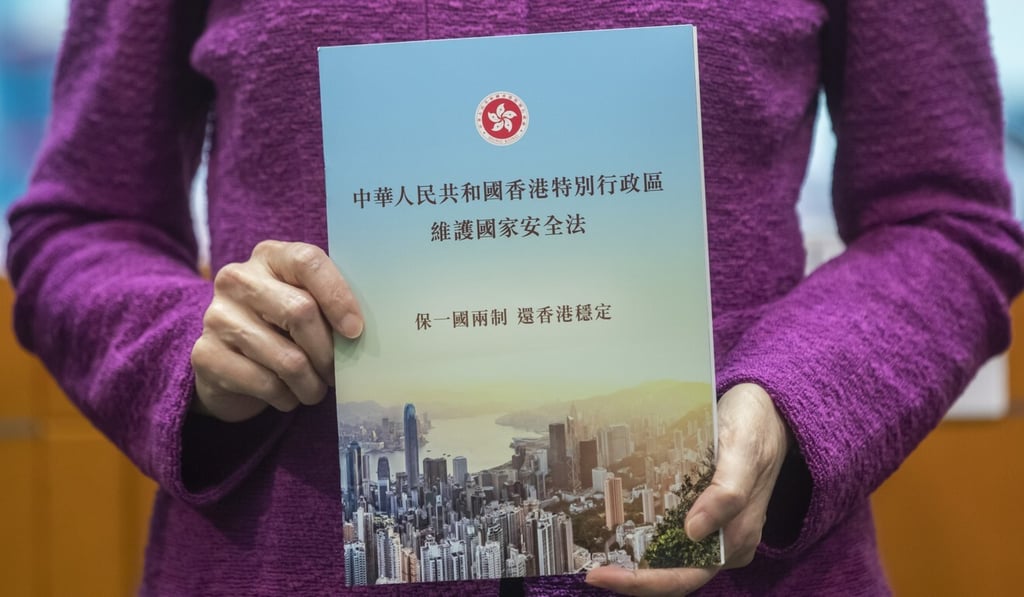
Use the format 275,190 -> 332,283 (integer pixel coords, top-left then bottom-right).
476,91 -> 529,146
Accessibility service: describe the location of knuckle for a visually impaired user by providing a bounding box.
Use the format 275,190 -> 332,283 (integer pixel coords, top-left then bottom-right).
190,336 -> 213,369
252,239 -> 279,259
202,302 -> 228,329
283,293 -> 319,325
213,262 -> 247,293
255,373 -> 283,398
291,244 -> 326,272
331,286 -> 355,310
275,350 -> 309,379
715,484 -> 747,511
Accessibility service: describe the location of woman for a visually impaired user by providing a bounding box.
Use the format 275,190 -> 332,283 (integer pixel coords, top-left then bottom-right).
8,0 -> 1022,595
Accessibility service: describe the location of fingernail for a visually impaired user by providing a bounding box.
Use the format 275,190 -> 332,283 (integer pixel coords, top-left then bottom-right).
341,314 -> 363,339
686,512 -> 713,541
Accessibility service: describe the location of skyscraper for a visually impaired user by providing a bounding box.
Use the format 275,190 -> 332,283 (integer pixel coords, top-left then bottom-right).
375,528 -> 401,582
345,441 -> 362,516
592,467 -> 607,493
608,424 -> 631,464
604,474 -> 624,530
535,513 -> 556,576
344,542 -> 368,586
449,540 -> 470,580
419,538 -> 447,582
423,456 -> 448,493
505,547 -> 528,577
400,547 -> 419,583
642,487 -> 655,524
377,456 -> 390,481
474,542 -> 503,579
404,403 -> 420,489
453,456 -> 469,487
548,422 -> 568,489
555,513 -> 574,574
578,439 -> 598,488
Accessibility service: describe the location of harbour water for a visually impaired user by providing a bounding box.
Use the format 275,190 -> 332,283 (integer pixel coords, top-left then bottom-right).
363,413 -> 540,480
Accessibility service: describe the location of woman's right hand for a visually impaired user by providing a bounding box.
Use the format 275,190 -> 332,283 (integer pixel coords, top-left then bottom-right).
190,240 -> 364,422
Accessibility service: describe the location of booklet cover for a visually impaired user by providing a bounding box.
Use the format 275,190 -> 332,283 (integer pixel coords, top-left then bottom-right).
320,25 -> 721,587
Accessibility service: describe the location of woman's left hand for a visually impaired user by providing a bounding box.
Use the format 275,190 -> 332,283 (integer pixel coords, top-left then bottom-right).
584,383 -> 791,596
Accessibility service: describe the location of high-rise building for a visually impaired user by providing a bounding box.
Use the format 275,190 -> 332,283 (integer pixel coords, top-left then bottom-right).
375,528 -> 401,582
534,512 -> 556,576
400,547 -> 419,583
376,479 -> 390,513
377,456 -> 391,481
642,487 -> 655,524
419,538 -> 447,582
344,542 -> 368,586
674,429 -> 687,460
474,542 -> 503,579
505,547 -> 528,577
592,467 -> 607,493
345,441 -> 363,515
535,449 -> 548,474
608,424 -> 631,465
423,456 -> 448,493
664,490 -> 680,512
578,439 -> 598,489
633,526 -> 655,564
597,426 -> 610,468
453,456 -> 469,487
554,513 -> 574,574
449,539 -> 470,581
404,403 -> 420,489
604,474 -> 625,530
565,415 -> 578,488
548,422 -> 568,489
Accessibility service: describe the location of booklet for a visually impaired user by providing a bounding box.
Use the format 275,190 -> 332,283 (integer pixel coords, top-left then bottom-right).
320,25 -> 721,587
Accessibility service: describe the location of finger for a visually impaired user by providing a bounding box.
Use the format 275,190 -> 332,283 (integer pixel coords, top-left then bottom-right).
202,300 -> 326,404
215,263 -> 335,384
253,241 -> 363,339
192,335 -> 302,414
684,443 -> 756,541
585,565 -> 718,597
719,508 -> 765,570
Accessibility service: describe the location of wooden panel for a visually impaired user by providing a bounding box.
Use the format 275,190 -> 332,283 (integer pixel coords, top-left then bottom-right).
40,417 -> 129,596
872,417 -> 1024,597
121,462 -> 157,595
0,437 -> 37,597
1010,296 -> 1023,402
0,281 -> 33,419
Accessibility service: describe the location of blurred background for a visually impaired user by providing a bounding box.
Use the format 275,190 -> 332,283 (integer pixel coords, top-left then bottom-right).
1,1 -> 1022,595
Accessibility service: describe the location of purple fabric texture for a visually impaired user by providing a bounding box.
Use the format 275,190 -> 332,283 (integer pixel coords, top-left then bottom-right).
7,0 -> 1023,595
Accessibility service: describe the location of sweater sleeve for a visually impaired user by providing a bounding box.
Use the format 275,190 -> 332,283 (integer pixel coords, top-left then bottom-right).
716,0 -> 1024,557
5,0 -> 289,507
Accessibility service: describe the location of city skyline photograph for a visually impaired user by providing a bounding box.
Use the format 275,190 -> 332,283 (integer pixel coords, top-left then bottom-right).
338,379 -> 721,586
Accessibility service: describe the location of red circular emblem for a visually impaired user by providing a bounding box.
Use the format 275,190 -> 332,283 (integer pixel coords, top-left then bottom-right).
476,92 -> 529,146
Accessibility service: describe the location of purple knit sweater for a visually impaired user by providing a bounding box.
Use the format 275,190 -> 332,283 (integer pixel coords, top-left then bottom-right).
7,0 -> 1023,595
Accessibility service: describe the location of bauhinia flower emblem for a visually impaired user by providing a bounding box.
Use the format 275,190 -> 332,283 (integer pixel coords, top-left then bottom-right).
476,91 -> 529,146
487,102 -> 518,133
